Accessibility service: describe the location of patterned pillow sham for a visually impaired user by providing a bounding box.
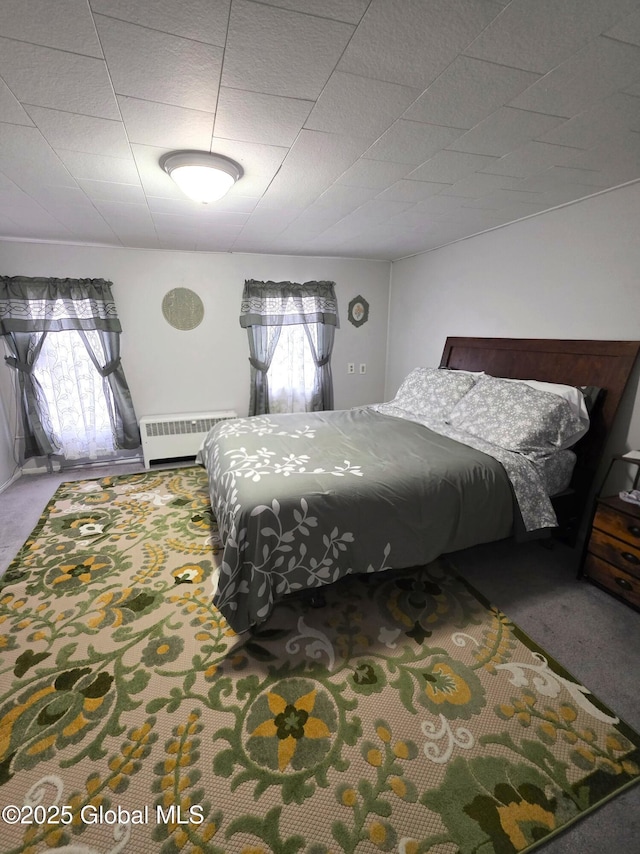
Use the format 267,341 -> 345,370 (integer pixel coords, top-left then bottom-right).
446,374 -> 587,452
497,377 -> 590,433
391,368 -> 478,419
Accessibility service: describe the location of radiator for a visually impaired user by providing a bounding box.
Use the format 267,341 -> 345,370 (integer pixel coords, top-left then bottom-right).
139,410 -> 238,468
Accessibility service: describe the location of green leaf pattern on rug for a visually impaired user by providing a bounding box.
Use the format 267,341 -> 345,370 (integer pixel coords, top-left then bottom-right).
0,466 -> 638,854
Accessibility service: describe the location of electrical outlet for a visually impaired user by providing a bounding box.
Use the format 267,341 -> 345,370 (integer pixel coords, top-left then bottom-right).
347,362 -> 355,374
359,363 -> 366,374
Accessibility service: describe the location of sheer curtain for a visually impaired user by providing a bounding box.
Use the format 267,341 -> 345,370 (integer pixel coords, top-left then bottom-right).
240,280 -> 338,416
268,325 -> 317,413
33,330 -> 116,460
0,277 -> 140,463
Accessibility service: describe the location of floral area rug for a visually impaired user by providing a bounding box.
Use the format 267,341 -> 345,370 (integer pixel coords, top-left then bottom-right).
0,466 -> 638,854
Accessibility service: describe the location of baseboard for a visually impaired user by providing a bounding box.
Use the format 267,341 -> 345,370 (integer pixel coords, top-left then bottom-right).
0,469 -> 21,495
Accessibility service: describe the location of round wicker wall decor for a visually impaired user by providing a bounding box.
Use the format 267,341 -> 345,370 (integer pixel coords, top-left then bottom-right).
161,287 -> 204,330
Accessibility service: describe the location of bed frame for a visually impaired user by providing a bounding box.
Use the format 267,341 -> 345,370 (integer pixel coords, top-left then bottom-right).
440,337 -> 640,543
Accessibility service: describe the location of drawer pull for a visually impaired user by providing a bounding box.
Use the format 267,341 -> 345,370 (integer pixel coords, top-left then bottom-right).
620,551 -> 640,565
614,576 -> 633,591
628,525 -> 640,538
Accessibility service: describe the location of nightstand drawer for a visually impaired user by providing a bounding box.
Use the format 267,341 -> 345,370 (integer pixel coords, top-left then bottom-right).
583,554 -> 640,608
588,528 -> 640,579
593,503 -> 640,543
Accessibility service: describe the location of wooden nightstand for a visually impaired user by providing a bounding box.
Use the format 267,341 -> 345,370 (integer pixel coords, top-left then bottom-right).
581,494 -> 640,609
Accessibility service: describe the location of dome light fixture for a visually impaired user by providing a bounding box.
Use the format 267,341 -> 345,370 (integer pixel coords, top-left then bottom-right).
160,151 -> 243,204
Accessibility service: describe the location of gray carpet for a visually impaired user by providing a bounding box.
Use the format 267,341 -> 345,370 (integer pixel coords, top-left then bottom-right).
1,462 -> 639,854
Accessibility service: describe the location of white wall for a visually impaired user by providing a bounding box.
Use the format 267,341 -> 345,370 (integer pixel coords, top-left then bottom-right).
387,181 -> 640,459
0,243 -> 390,432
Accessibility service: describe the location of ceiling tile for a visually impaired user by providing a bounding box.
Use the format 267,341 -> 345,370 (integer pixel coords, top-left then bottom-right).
89,0 -> 231,46
215,88 -> 313,147
0,0 -> 103,57
305,73 -> 420,143
338,0 -> 502,89
376,180 -> 450,202
509,36 -> 640,118
44,203 -> 120,242
0,123 -> 79,189
117,232 -> 160,248
28,185 -> 95,208
258,130 -> 368,207
336,159 -> 412,189
77,179 -> 146,204
411,195 -> 469,217
151,208 -> 249,228
599,92 -> 640,133
450,107 -> 566,156
479,140 -> 585,178
518,167 -> 610,194
222,0 -> 354,99
0,39 -> 118,119
55,150 -> 140,183
158,234 -> 197,250
442,171 -> 520,198
235,205 -> 304,239
482,203 -> 548,224
92,199 -> 155,228
0,79 -> 34,127
25,106 -> 131,158
196,230 -> 245,252
317,199 -> 413,239
538,165 -> 612,188
146,193 -> 259,215
255,0 -> 368,24
364,120 -> 464,165
404,57 -> 539,129
465,0 -> 640,73
468,187 -> 545,208
407,150 -> 500,183
568,133 -> 640,184
117,96 -> 215,149
313,184 -> 378,213
606,8 -> 640,46
94,15 -> 223,112
0,188 -> 75,238
538,98 -> 631,149
537,182 -> 603,207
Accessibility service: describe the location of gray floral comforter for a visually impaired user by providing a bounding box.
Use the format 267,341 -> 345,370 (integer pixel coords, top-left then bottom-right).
198,408 -> 515,633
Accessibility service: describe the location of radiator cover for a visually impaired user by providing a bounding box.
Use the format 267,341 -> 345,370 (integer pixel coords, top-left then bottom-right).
139,410 -> 238,468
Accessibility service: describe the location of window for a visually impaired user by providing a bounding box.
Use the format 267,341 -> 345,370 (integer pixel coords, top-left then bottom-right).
0,276 -> 140,463
240,279 -> 338,417
33,330 -> 116,460
268,324 -> 317,413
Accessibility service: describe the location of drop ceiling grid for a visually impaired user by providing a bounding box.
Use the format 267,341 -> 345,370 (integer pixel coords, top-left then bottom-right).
0,0 -> 636,259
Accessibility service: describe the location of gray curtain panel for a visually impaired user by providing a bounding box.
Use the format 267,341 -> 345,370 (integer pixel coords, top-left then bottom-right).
239,279 -> 338,416
0,276 -> 140,459
2,330 -> 60,459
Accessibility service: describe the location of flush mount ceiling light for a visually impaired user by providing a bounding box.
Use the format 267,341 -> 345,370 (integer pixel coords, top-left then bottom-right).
160,151 -> 243,204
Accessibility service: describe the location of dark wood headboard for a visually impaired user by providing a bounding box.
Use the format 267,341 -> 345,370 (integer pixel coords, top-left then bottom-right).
439,337 -> 640,541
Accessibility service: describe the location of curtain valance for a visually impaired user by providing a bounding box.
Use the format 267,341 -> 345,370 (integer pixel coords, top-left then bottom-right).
0,277 -> 122,335
239,280 -> 339,328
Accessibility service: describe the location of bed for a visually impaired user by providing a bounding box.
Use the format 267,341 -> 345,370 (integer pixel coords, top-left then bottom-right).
199,337 -> 640,633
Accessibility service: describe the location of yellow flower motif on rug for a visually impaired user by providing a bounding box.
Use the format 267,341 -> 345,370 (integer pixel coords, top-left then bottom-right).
250,687 -> 331,771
